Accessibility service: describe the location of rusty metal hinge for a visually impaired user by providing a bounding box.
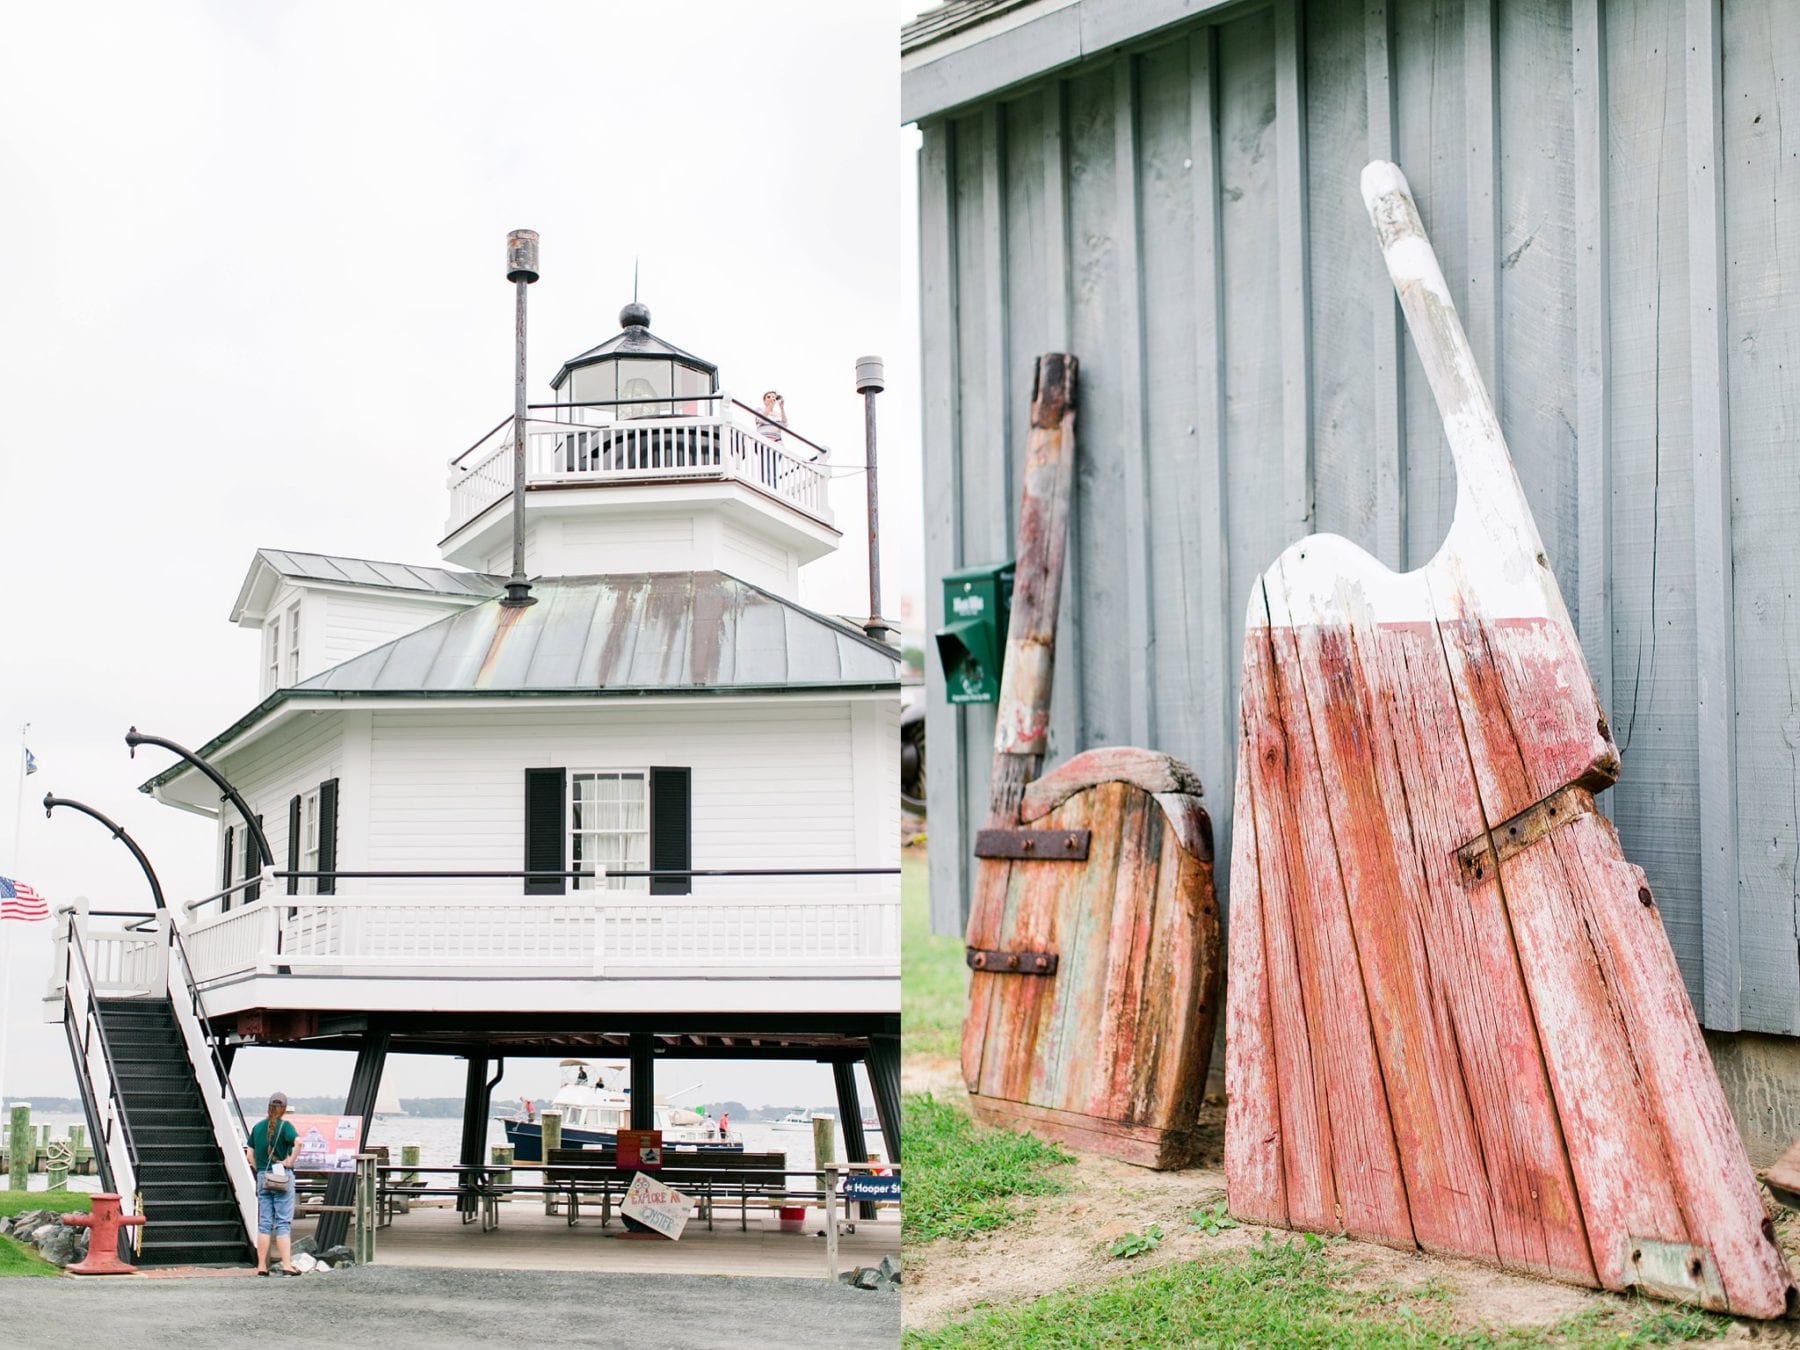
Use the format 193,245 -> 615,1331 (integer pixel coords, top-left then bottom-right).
966,947 -> 1059,975
1453,784 -> 1594,884
974,828 -> 1090,861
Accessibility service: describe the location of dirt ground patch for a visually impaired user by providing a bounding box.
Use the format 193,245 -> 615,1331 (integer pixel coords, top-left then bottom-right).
902,1064 -> 1800,1341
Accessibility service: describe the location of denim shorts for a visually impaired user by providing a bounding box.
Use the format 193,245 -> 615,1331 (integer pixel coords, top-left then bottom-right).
257,1170 -> 296,1237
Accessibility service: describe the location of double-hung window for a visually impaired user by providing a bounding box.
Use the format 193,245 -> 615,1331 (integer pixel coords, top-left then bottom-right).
284,604 -> 301,685
570,771 -> 649,893
265,622 -> 282,693
300,790 -> 320,892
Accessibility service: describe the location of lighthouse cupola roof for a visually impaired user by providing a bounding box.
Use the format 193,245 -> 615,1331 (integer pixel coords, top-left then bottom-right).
549,302 -> 719,412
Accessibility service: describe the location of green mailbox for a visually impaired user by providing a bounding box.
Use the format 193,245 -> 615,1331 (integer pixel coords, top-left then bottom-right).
937,562 -> 1015,704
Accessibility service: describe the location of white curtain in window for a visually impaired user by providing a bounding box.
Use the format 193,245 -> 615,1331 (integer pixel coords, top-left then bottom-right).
571,772 -> 649,892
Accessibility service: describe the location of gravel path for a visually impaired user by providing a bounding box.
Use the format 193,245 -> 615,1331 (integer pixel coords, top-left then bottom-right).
0,1267 -> 899,1348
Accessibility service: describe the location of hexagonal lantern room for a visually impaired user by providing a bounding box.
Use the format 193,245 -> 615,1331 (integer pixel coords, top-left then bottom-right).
441,302 -> 841,599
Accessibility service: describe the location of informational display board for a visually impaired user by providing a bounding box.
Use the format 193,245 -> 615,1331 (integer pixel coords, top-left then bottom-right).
620,1171 -> 692,1240
617,1128 -> 662,1171
843,1174 -> 902,1202
286,1114 -> 365,1173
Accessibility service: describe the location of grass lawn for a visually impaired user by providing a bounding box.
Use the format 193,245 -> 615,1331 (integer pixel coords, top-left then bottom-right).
0,1234 -> 60,1277
0,1190 -> 90,1219
902,849 -> 967,1062
903,1092 -> 1073,1244
905,1233 -> 1729,1349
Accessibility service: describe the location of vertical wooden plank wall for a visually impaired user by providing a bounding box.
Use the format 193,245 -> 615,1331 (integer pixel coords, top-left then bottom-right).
1606,0 -> 1705,998
1721,0 -> 1800,1032
914,0 -> 1800,1037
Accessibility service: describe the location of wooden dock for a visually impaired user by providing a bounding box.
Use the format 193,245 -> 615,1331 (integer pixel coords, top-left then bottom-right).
302,1204 -> 899,1279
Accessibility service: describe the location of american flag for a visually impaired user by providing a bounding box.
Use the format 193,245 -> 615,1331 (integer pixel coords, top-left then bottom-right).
0,877 -> 48,922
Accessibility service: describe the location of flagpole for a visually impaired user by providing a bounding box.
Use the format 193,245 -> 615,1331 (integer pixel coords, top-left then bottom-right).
1,724 -> 29,1116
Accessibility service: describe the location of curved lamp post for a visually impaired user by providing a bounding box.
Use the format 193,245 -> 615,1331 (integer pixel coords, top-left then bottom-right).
42,793 -> 167,912
125,726 -> 274,871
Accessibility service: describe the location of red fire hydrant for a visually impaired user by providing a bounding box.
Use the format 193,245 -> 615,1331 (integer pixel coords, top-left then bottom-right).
61,1194 -> 146,1275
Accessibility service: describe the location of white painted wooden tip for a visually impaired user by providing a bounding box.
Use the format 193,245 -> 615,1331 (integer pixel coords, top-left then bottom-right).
1360,160 -> 1410,212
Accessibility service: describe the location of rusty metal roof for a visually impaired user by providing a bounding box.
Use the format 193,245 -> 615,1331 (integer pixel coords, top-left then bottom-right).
292,571 -> 899,695
252,549 -> 504,599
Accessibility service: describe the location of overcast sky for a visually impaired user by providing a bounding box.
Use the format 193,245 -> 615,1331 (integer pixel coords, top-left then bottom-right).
0,0 -> 922,1108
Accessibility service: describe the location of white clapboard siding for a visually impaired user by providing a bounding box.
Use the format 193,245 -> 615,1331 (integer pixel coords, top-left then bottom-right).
361,702 -> 867,895
317,590 -> 471,673
720,521 -> 796,595
215,712 -> 344,882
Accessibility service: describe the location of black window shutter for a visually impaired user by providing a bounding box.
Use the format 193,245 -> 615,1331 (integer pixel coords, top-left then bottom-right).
286,796 -> 302,895
222,825 -> 235,912
317,779 -> 339,895
243,816 -> 261,904
650,767 -> 691,896
524,769 -> 567,895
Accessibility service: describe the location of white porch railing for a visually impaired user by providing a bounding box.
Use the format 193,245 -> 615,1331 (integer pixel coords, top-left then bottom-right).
82,925 -> 166,997
181,892 -> 902,986
445,398 -> 833,537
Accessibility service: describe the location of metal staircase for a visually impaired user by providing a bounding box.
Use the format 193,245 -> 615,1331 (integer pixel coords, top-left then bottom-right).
59,904 -> 259,1268
95,998 -> 254,1265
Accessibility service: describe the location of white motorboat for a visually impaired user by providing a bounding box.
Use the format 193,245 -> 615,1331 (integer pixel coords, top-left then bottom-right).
501,1058 -> 741,1161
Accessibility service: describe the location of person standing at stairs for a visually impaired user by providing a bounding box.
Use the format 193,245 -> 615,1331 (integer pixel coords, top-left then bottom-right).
246,1091 -> 300,1275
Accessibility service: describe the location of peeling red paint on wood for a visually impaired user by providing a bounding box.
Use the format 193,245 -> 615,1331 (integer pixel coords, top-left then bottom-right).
1224,163 -> 1793,1318
967,770 -> 1222,1169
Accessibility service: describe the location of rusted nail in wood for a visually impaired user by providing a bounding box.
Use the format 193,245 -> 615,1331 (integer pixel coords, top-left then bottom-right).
965,946 -> 1059,976
1453,784 -> 1594,883
1638,887 -> 1654,907
974,828 -> 1092,861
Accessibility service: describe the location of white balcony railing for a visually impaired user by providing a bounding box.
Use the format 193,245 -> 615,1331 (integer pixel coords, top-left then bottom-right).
445,397 -> 834,539
180,891 -> 901,988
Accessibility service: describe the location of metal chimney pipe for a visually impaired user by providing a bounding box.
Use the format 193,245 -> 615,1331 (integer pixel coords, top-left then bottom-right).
502,229 -> 541,609
855,356 -> 891,644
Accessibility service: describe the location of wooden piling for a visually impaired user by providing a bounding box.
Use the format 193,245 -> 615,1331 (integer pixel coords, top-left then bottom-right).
490,1144 -> 513,1201
812,1114 -> 836,1244
69,1124 -> 88,1176
7,1105 -> 30,1191
540,1112 -> 561,1216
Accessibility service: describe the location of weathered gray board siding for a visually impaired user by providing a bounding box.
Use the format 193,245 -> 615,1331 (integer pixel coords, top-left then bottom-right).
916,0 -> 1800,1036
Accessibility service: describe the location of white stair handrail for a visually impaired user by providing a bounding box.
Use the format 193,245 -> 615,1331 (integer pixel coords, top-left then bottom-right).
61,912 -> 140,1221
164,910 -> 258,1241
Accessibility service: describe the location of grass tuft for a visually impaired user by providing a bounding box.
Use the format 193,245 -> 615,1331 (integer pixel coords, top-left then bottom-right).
902,851 -> 967,1061
902,1093 -> 1073,1244
904,1232 -> 1733,1349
